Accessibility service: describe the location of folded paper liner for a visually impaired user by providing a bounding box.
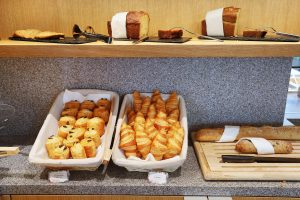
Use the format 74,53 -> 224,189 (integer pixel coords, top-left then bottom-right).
205,8 -> 224,36
217,125 -> 240,142
238,137 -> 275,155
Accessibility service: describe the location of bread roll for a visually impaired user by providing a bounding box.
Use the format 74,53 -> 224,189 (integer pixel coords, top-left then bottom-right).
63,137 -> 79,148
236,139 -> 293,154
97,98 -> 111,111
70,143 -> 87,159
80,138 -> 97,158
58,125 -> 73,138
84,129 -> 101,147
64,100 -> 80,109
77,109 -> 93,119
195,126 -> 300,142
93,106 -> 110,123
13,29 -> 41,39
68,127 -> 85,140
80,100 -> 96,110
52,145 -> 70,159
61,108 -> 78,117
46,135 -> 63,158
75,117 -> 89,128
87,117 -> 105,136
58,116 -> 76,127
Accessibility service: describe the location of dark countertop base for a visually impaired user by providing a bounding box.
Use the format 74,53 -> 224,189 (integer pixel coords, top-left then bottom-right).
1,146 -> 300,197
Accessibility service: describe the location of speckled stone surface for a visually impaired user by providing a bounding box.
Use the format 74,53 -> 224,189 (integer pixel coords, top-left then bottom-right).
1,145 -> 300,197
0,57 -> 291,138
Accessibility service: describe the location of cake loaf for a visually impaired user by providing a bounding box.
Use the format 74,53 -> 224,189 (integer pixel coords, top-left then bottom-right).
201,6 -> 240,37
158,29 -> 183,39
107,11 -> 150,39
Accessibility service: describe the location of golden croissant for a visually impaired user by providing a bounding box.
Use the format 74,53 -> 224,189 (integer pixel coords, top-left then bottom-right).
166,91 -> 179,114
145,118 -> 159,140
156,98 -> 167,114
167,109 -> 180,125
119,123 -> 137,158
134,112 -> 151,158
164,126 -> 184,159
150,129 -> 168,160
151,89 -> 162,103
133,91 -> 142,112
154,111 -> 170,131
127,108 -> 136,126
141,96 -> 151,117
147,104 -> 157,119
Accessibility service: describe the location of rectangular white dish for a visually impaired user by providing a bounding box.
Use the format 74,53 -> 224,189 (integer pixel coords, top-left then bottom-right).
29,89 -> 119,170
112,93 -> 188,172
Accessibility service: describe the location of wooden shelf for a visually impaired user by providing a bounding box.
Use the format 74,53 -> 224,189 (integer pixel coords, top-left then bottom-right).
0,38 -> 300,58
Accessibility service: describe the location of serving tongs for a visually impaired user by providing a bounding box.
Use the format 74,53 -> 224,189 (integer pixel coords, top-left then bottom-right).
267,27 -> 300,39
72,24 -> 112,44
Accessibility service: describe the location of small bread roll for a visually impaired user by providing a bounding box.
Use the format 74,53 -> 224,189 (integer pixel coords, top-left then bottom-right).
77,109 -> 93,119
58,125 -> 73,138
68,127 -> 85,140
70,142 -> 87,159
75,117 -> 89,128
58,116 -> 76,127
52,145 -> 70,159
93,106 -> 110,123
64,100 -> 80,109
80,100 -> 96,110
46,135 -> 63,158
80,138 -> 97,158
97,98 -> 111,111
61,108 -> 78,117
84,129 -> 101,147
236,139 -> 293,154
63,137 -> 79,148
87,117 -> 105,136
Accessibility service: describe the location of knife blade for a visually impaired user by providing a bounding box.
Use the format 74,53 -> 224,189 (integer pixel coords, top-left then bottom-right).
132,36 -> 149,44
222,155 -> 300,163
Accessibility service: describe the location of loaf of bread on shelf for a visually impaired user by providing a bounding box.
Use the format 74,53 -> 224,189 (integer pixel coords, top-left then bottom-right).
195,126 -> 300,142
34,31 -> 64,39
236,139 -> 293,154
13,29 -> 41,39
158,29 -> 183,39
108,11 -> 150,39
201,6 -> 240,37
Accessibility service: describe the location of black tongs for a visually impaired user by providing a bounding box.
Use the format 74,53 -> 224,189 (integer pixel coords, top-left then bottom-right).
72,24 -> 112,44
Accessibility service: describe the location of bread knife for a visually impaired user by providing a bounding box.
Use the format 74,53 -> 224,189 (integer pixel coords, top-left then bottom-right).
222,155 -> 300,163
132,36 -> 149,44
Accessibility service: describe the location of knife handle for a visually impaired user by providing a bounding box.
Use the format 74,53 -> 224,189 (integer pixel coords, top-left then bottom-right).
222,155 -> 255,163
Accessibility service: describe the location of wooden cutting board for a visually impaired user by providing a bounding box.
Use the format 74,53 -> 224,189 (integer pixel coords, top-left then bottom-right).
192,132 -> 300,181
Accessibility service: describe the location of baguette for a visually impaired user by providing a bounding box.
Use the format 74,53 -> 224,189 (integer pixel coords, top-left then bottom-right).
236,139 -> 293,154
195,126 -> 300,142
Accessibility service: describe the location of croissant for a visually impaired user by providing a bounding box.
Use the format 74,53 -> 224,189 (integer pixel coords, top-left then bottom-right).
134,112 -> 151,158
166,91 -> 179,114
150,129 -> 168,160
145,118 -> 159,140
154,111 -> 170,131
164,126 -> 184,159
133,91 -> 142,112
151,89 -> 162,103
147,104 -> 157,119
167,109 -> 180,125
119,123 -> 137,158
127,108 -> 136,126
141,96 -> 151,117
156,98 -> 167,114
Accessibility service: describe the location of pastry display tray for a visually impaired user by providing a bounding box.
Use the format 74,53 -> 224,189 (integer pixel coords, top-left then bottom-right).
199,36 -> 299,42
114,37 -> 191,43
9,37 -> 98,44
192,132 -> 300,181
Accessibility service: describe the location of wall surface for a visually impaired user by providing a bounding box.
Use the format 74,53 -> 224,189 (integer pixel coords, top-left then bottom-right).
0,58 -> 291,139
1,0 -> 300,38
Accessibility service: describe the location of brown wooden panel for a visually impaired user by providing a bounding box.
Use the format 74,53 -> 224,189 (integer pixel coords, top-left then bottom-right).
0,195 -> 11,200
0,0 -> 300,38
11,195 -> 183,200
233,197 -> 300,200
0,40 -> 300,58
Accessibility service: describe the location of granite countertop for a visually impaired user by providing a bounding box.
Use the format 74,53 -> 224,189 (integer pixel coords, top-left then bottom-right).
1,146 -> 300,197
